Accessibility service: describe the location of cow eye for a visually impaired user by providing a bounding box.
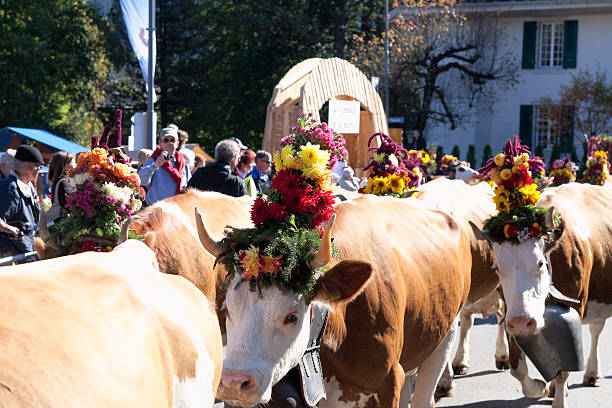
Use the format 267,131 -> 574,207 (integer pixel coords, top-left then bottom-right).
458,168 -> 465,172
284,313 -> 298,325
538,260 -> 544,269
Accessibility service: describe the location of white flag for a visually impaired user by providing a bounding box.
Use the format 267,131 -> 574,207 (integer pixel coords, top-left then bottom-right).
120,0 -> 156,99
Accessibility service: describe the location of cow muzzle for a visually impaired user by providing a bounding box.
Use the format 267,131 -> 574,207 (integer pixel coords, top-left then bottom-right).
218,369 -> 263,407
506,315 -> 538,335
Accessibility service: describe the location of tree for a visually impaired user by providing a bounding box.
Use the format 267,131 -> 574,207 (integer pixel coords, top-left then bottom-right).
480,144 -> 492,167
0,0 -> 111,145
466,144 -> 476,168
548,144 -> 560,172
349,1 -> 518,138
451,145 -> 460,159
436,145 -> 444,163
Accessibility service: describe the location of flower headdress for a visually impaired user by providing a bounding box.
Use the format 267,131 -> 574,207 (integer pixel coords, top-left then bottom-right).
216,114 -> 344,301
360,133 -> 421,197
47,110 -> 143,254
439,155 -> 459,173
550,158 -> 578,186
580,150 -> 609,185
478,136 -> 560,245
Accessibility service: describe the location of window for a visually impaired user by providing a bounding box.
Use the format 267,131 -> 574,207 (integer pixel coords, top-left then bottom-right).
521,20 -> 577,69
534,106 -> 561,148
538,23 -> 564,68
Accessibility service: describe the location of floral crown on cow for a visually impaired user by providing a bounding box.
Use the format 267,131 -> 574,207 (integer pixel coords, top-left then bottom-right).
478,136 -> 560,245
201,113 -> 345,302
45,110 -> 143,255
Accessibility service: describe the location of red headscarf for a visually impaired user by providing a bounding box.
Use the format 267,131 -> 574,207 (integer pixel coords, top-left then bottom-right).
150,147 -> 186,194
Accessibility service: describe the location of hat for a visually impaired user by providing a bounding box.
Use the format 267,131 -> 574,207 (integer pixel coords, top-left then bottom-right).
160,128 -> 178,140
229,137 -> 248,150
15,145 -> 43,165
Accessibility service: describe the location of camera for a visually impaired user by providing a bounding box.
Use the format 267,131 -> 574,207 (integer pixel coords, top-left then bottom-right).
163,152 -> 175,161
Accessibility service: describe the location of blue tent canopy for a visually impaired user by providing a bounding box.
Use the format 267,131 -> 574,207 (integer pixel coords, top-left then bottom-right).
0,127 -> 88,155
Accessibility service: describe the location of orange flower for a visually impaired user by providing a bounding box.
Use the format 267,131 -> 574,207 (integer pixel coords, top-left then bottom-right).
113,162 -> 132,179
88,148 -> 111,169
77,152 -> 90,167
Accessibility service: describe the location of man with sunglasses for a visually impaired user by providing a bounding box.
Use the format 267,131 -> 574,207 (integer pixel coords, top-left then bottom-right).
247,150 -> 272,194
138,127 -> 192,206
0,145 -> 43,261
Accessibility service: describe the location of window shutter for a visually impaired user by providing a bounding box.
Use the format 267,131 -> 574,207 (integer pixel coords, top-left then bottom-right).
522,22 -> 537,69
519,105 -> 533,150
559,105 -> 575,153
563,20 -> 578,68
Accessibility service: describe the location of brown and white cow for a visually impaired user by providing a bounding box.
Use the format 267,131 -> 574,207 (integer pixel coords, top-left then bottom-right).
473,183 -> 612,408
414,178 -> 507,388
197,194 -> 473,408
0,240 -> 222,408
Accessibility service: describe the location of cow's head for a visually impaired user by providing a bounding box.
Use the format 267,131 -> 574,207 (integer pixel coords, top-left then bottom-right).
451,163 -> 479,183
195,209 -> 372,407
470,207 -> 563,335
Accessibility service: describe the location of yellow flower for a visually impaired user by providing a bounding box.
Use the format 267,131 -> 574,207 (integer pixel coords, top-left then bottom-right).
273,152 -> 285,171
521,153 -> 530,162
371,176 -> 388,194
532,222 -> 542,231
500,168 -> 512,180
494,153 -> 505,167
419,151 -> 430,164
518,183 -> 540,205
388,173 -> 405,193
503,224 -> 511,238
298,142 -> 330,173
240,246 -> 262,281
316,171 -> 332,191
512,165 -> 520,174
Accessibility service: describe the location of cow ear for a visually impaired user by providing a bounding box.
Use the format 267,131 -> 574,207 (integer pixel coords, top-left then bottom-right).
312,260 -> 372,304
143,231 -> 157,248
469,220 -> 491,242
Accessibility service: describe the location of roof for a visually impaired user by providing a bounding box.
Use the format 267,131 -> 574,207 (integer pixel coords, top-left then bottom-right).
0,127 -> 89,155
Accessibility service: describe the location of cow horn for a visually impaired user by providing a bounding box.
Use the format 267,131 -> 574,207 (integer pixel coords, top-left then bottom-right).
194,207 -> 223,258
545,207 -> 556,230
310,214 -> 336,270
118,216 -> 139,244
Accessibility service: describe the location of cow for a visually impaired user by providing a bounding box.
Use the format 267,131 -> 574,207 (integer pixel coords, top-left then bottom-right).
412,178 -> 507,395
472,183 -> 612,408
0,239 -> 222,408
196,194 -> 473,408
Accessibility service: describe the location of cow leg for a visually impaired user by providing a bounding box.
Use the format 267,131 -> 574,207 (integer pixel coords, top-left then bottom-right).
451,310 -> 473,375
400,368 -> 418,407
434,360 -> 454,400
413,319 -> 458,408
550,371 -> 569,408
508,337 -> 548,398
583,321 -> 605,387
494,315 -> 509,370
376,363 -> 405,408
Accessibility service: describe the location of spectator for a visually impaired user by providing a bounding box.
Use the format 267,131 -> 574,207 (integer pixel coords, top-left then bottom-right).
177,129 -> 196,172
188,139 -> 247,197
410,129 -> 427,150
46,151 -> 75,223
138,127 -> 191,206
247,150 -> 272,193
0,149 -> 16,180
236,149 -> 256,178
0,145 -> 44,260
229,137 -> 248,152
136,148 -> 153,170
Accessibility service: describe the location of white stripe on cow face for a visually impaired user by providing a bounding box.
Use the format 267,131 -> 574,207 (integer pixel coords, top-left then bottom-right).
493,240 -> 549,335
220,275 -> 312,405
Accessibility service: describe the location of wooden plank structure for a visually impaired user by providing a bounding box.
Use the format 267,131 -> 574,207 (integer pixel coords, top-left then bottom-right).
262,58 -> 387,177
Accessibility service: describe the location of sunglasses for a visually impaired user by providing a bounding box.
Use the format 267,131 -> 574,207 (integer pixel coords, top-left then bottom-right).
163,138 -> 177,143
262,160 -> 271,164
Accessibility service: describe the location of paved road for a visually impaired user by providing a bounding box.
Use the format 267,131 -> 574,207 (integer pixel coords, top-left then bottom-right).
215,315 -> 612,407
437,316 -> 612,408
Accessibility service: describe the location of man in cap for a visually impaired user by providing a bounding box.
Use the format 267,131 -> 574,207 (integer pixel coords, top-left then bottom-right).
0,145 -> 43,260
138,127 -> 192,206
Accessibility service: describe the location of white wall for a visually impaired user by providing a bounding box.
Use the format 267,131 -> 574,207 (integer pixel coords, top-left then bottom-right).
428,11 -> 612,164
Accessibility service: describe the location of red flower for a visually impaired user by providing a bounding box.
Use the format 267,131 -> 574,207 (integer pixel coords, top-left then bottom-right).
507,225 -> 519,237
282,186 -> 312,214
310,189 -> 335,228
528,226 -> 541,238
251,197 -> 288,226
272,169 -> 305,195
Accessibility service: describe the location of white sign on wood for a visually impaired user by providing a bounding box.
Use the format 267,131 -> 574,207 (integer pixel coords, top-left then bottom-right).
328,100 -> 360,134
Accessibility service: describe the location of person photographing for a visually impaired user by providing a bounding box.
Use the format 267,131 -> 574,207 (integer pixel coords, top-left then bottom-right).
138,128 -> 191,206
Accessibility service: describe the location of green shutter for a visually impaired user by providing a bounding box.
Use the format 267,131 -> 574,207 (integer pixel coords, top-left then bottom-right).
519,105 -> 533,150
559,105 -> 575,153
563,20 -> 578,68
522,22 -> 537,69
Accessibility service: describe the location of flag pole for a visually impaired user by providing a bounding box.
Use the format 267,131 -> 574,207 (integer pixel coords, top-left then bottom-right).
147,0 -> 155,149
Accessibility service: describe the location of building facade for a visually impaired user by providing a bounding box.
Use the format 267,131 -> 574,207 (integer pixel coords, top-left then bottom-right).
429,0 -> 612,163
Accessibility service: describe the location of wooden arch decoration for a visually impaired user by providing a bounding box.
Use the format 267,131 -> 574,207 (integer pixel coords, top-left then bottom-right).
262,57 -> 387,177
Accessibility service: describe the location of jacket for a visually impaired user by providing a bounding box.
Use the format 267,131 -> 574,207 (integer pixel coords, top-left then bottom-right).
188,161 -> 247,198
